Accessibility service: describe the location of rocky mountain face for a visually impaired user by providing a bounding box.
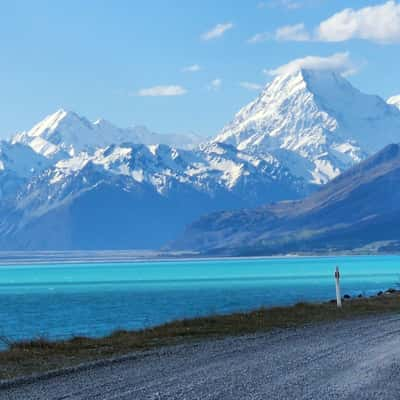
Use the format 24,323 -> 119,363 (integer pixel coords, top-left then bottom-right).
174,144 -> 400,255
215,69 -> 400,184
1,68 -> 400,250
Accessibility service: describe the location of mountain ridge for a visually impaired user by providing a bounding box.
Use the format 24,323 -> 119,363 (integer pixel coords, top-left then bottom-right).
0,141 -> 309,249
173,143 -> 400,255
12,109 -> 205,158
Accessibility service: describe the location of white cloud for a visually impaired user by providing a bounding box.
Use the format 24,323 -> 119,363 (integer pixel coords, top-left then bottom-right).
316,1 -> 400,43
208,79 -> 222,91
266,52 -> 359,77
182,64 -> 201,73
137,85 -> 187,97
201,23 -> 234,40
276,23 -> 310,41
249,23 -> 309,44
247,32 -> 271,44
240,82 -> 263,91
270,2 -> 400,44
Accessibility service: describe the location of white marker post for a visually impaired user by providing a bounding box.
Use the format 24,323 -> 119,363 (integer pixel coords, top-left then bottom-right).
335,266 -> 342,308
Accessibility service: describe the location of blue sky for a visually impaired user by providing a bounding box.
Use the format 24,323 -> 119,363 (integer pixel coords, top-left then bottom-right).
1,0 -> 400,138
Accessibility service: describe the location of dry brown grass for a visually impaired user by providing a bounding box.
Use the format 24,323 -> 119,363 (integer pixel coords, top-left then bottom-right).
1,290 -> 400,381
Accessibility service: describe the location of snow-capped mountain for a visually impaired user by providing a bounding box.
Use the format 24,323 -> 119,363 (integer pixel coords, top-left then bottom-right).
12,109 -> 204,158
46,141 -> 305,199
2,69 -> 400,250
215,69 -> 400,184
0,142 -> 308,249
388,95 -> 400,110
0,141 -> 49,199
1,107 -> 315,250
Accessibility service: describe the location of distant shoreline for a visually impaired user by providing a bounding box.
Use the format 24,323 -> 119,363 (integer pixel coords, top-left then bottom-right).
0,250 -> 398,267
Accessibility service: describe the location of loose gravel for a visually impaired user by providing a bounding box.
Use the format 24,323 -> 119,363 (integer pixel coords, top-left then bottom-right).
2,314 -> 400,399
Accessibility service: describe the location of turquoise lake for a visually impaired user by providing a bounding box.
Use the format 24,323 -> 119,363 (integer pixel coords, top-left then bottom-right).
0,255 -> 399,344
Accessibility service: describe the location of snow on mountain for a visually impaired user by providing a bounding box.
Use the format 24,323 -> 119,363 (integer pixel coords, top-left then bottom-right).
2,107 -> 313,249
12,109 -> 204,159
0,141 -> 49,199
3,69 -> 400,250
174,143 -> 400,255
43,141 -> 307,201
388,95 -> 400,110
0,141 -> 308,250
215,69 -> 400,184
0,141 -> 49,178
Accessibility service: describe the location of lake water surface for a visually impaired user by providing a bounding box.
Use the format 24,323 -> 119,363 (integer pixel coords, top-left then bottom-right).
0,255 -> 399,344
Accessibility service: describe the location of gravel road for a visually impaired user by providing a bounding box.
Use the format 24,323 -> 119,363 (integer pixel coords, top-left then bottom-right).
2,314 -> 400,399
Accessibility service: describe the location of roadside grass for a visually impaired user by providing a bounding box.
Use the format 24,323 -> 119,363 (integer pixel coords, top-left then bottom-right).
1,290 -> 400,381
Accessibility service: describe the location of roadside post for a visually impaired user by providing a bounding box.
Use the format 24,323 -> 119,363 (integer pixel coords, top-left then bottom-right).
335,266 -> 342,308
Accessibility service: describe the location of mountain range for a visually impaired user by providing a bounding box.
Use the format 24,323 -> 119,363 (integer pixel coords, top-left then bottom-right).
174,143 -> 400,255
12,109 -> 204,159
1,68 -> 400,250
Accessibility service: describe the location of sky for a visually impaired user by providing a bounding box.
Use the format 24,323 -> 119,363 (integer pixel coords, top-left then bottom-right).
1,0 -> 400,138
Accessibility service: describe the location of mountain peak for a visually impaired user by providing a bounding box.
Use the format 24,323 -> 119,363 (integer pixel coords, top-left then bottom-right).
264,68 -> 347,94
29,109 -> 90,137
12,110 -> 205,159
300,68 -> 351,90
214,69 -> 400,184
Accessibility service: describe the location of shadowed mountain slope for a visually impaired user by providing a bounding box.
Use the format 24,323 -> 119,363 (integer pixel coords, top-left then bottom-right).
174,144 -> 400,255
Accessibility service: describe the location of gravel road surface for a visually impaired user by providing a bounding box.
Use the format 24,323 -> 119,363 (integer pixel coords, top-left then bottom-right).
2,314 -> 400,399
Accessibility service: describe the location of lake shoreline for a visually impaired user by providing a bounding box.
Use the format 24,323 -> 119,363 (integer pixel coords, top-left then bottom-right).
2,255 -> 399,350
4,312 -> 400,399
1,288 -> 400,383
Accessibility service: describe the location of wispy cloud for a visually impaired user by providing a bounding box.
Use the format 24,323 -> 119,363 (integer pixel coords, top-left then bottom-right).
249,23 -> 309,44
182,64 -> 201,73
247,32 -> 271,44
201,23 -> 234,40
136,85 -> 187,97
265,52 -> 359,77
208,79 -> 222,91
316,1 -> 400,43
240,82 -> 263,91
276,23 -> 310,41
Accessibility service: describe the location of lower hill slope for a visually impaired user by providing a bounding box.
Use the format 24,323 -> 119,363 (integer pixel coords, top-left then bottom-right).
173,144 -> 400,255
